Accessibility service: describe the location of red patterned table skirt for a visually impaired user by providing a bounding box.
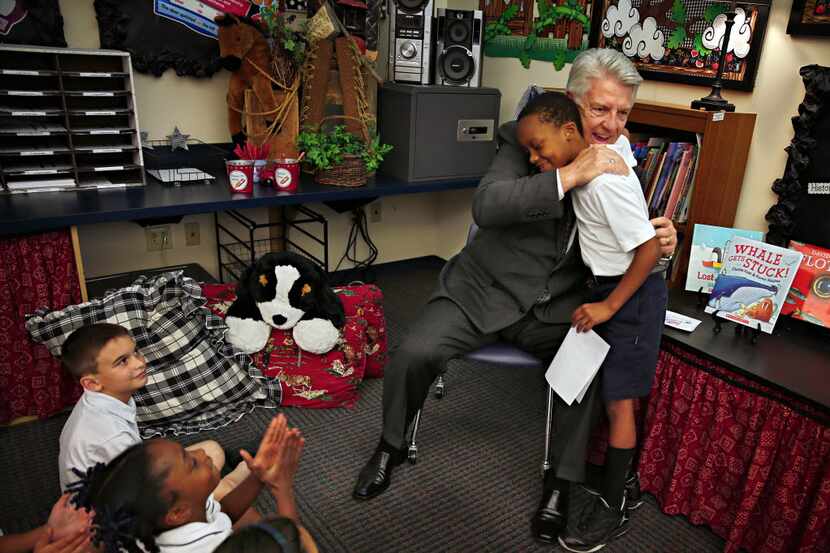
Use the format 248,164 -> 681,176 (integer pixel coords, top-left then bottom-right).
638,341 -> 830,553
0,231 -> 83,423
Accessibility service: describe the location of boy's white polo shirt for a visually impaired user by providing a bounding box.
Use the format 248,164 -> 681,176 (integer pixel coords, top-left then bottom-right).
156,495 -> 232,553
571,136 -> 655,276
58,390 -> 141,490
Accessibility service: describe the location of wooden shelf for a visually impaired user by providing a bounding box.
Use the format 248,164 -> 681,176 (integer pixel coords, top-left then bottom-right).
0,44 -> 144,194
628,101 -> 757,288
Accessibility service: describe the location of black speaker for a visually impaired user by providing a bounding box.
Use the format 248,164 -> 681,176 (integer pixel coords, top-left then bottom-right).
388,0 -> 434,85
434,8 -> 483,87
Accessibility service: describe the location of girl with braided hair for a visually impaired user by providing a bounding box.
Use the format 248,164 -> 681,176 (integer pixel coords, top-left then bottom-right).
71,415 -> 303,553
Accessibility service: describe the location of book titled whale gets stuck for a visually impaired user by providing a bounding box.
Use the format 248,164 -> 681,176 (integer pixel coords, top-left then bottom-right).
705,237 -> 803,334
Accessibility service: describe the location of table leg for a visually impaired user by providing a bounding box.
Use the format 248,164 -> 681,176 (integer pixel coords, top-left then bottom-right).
70,225 -> 88,302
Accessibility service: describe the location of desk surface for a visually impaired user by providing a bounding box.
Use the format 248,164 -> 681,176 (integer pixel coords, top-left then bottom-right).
0,151 -> 479,236
665,289 -> 830,411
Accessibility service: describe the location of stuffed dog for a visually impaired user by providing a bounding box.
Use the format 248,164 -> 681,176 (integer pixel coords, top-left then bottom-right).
225,252 -> 345,355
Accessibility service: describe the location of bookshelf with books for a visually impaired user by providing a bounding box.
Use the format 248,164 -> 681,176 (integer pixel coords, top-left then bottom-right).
626,100 -> 756,287
0,44 -> 144,194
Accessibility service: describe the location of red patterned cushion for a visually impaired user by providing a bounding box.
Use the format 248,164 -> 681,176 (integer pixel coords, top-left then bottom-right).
333,284 -> 387,378
202,282 -> 387,408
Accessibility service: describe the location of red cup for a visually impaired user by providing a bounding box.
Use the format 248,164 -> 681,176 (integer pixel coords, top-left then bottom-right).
226,160 -> 254,194
272,158 -> 300,192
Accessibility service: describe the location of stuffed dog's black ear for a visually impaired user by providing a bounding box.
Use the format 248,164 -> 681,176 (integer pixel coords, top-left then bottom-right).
227,263 -> 263,321
318,287 -> 345,328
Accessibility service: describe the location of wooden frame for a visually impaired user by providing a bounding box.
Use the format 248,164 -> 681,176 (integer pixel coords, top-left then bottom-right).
589,0 -> 771,91
787,0 -> 830,36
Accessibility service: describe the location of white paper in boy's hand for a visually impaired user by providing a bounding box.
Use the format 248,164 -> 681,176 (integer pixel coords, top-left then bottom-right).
545,327 -> 610,405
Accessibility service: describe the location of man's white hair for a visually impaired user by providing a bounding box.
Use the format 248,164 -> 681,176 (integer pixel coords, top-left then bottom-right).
566,48 -> 643,103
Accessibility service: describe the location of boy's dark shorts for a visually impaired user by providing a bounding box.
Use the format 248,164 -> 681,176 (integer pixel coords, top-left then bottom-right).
590,272 -> 668,402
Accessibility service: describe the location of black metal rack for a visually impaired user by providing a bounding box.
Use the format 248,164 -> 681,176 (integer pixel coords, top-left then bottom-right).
215,205 -> 329,283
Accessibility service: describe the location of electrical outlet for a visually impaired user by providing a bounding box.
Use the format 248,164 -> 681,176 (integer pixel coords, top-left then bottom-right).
146,226 -> 172,251
185,222 -> 200,246
369,201 -> 382,223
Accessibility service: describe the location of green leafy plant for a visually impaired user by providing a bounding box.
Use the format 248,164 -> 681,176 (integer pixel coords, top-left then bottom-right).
296,125 -> 392,173
363,134 -> 393,173
260,4 -> 308,67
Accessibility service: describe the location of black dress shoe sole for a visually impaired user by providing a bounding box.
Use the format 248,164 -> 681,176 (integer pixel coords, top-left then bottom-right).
352,478 -> 390,501
531,512 -> 567,543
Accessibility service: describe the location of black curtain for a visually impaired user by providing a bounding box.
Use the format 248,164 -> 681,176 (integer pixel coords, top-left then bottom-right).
0,0 -> 66,47
766,65 -> 830,249
94,0 -> 223,78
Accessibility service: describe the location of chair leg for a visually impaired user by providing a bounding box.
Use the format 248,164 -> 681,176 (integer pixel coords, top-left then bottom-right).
542,386 -> 554,477
434,375 -> 446,399
407,409 -> 421,464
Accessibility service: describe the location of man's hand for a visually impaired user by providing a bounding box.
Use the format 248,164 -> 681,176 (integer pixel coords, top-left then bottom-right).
558,145 -> 628,193
572,301 -> 615,332
46,494 -> 93,541
650,216 -> 677,257
239,414 -> 304,491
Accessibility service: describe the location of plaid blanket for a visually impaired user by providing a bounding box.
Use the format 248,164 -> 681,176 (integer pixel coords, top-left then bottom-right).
26,272 -> 280,437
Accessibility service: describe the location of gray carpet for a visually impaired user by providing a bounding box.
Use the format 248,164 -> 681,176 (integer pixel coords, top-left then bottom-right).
0,257 -> 725,552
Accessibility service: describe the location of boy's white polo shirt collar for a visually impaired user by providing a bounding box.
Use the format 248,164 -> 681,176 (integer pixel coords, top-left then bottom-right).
84,389 -> 138,418
155,495 -> 232,553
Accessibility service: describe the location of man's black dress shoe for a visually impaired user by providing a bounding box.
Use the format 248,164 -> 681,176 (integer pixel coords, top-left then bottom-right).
531,483 -> 569,543
353,450 -> 400,500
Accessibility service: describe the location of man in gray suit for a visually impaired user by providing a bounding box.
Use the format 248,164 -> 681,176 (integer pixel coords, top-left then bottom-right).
353,49 -> 677,542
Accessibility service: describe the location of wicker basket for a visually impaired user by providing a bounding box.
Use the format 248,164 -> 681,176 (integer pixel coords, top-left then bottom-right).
308,115 -> 370,187
315,153 -> 367,187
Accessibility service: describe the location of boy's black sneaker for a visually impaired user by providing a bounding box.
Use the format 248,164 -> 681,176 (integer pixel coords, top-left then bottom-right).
583,471 -> 643,510
557,495 -> 629,553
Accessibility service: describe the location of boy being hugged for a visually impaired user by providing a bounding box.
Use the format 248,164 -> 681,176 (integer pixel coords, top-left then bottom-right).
58,323 -> 231,494
517,92 -> 667,552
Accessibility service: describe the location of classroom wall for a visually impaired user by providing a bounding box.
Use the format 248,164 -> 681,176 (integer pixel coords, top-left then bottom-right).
61,0 -> 472,279
64,0 -> 829,278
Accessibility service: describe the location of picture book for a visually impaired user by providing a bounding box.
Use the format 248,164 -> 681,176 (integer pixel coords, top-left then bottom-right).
685,224 -> 765,293
782,241 -> 830,329
705,237 -> 804,333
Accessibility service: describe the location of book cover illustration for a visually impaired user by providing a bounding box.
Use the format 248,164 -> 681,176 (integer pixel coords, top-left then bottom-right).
685,224 -> 765,293
782,241 -> 830,329
705,237 -> 803,334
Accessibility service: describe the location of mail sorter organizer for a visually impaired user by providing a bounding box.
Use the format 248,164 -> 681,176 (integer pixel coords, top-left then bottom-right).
0,44 -> 144,193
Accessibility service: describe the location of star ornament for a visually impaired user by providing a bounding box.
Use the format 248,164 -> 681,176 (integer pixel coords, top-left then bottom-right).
167,126 -> 190,151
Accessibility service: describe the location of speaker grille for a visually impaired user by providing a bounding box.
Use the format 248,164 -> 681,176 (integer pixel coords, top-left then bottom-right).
396,0 -> 429,12
447,19 -> 470,44
440,45 -> 474,84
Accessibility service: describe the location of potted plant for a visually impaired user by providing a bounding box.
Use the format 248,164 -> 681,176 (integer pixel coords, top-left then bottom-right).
296,122 -> 392,187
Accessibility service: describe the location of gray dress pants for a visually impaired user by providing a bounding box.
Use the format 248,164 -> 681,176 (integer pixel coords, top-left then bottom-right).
382,297 -> 602,483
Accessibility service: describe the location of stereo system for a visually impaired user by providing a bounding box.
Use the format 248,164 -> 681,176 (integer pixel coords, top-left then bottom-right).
388,2 -> 483,87
434,8 -> 483,87
388,0 -> 434,85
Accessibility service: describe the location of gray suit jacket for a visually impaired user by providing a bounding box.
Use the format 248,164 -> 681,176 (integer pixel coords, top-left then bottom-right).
432,121 -> 590,334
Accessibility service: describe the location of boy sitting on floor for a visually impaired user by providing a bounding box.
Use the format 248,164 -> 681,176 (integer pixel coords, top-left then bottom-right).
58,323 -> 248,500
516,92 -> 667,552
